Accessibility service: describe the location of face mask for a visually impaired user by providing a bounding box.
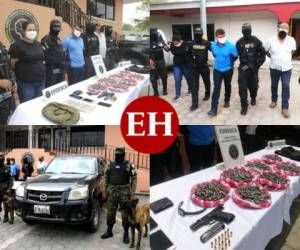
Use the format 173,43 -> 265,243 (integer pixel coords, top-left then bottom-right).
74,30 -> 81,38
217,37 -> 226,44
278,31 -> 287,39
26,31 -> 37,40
242,29 -> 252,39
174,41 -> 182,47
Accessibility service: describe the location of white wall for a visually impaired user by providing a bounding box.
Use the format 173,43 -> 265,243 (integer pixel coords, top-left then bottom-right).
151,11 -> 278,44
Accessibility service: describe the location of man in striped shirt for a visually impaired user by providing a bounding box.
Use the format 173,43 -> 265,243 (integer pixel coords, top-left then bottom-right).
264,23 -> 296,118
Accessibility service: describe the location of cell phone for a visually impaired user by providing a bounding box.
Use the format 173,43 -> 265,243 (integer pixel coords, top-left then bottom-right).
73,90 -> 83,95
150,230 -> 175,250
150,197 -> 174,214
98,102 -> 112,108
70,94 -> 83,100
83,98 -> 93,103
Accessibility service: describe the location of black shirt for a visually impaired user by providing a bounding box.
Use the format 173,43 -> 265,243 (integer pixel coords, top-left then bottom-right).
9,40 -> 46,83
170,41 -> 191,66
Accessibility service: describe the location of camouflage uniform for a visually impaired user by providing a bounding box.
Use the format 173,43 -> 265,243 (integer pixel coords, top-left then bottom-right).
0,156 -> 14,223
101,147 -> 137,244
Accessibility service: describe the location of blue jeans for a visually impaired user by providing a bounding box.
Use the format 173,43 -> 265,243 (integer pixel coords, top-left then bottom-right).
173,64 -> 193,96
17,79 -> 46,103
211,69 -> 233,111
270,69 -> 292,109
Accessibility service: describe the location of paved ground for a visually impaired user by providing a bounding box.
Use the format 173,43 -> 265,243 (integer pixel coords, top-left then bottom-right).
151,67 -> 300,125
0,195 -> 149,250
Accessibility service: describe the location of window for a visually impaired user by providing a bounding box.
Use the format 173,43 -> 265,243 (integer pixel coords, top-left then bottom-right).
193,24 -> 215,42
6,131 -> 28,148
87,0 -> 115,20
38,128 -> 51,151
70,126 -> 105,147
172,24 -> 192,41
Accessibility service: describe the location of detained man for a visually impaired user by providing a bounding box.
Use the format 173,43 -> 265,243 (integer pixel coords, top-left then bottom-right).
208,29 -> 238,117
264,23 -> 296,118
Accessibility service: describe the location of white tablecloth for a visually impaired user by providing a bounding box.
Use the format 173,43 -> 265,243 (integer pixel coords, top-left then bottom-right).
9,67 -> 150,125
150,147 -> 300,250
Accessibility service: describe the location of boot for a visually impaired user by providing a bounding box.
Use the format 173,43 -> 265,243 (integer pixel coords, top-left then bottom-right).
123,226 -> 130,244
3,213 -> 9,223
162,78 -> 168,96
101,225 -> 114,239
153,88 -> 159,96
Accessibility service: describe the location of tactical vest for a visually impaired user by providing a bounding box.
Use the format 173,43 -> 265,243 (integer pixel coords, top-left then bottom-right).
41,35 -> 65,68
150,42 -> 164,61
86,35 -> 99,56
108,161 -> 130,186
237,37 -> 259,68
192,41 -> 209,65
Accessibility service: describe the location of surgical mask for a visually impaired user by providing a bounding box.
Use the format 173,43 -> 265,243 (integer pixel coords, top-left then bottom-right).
217,37 -> 226,44
26,31 -> 37,40
74,30 -> 81,38
174,41 -> 182,47
278,31 -> 287,39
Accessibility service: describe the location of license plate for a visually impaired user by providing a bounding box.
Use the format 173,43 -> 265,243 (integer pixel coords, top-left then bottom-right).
34,205 -> 50,214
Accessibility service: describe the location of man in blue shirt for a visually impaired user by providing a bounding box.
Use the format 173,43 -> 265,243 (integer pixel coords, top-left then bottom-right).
62,25 -> 85,85
186,125 -> 215,172
208,29 -> 238,117
10,158 -> 20,181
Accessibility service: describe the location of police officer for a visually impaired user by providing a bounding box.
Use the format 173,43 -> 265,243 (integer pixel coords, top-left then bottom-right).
105,26 -> 120,70
236,23 -> 266,115
101,146 -> 137,244
0,41 -> 16,124
41,20 -> 66,87
150,28 -> 168,96
0,155 -> 13,223
190,27 -> 211,111
82,22 -> 100,79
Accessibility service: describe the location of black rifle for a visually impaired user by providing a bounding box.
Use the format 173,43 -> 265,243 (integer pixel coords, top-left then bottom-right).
190,205 -> 235,232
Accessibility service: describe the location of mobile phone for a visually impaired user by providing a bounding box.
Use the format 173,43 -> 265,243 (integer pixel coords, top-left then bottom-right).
98,102 -> 112,108
70,94 -> 83,100
83,98 -> 93,103
150,230 -> 175,250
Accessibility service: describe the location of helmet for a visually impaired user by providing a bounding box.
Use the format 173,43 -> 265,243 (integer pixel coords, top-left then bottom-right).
194,27 -> 203,43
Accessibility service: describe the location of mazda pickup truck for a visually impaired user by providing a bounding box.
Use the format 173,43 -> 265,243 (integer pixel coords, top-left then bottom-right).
15,155 -> 104,232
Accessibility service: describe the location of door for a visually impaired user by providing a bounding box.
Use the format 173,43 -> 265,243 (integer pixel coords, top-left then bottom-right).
38,128 -> 51,151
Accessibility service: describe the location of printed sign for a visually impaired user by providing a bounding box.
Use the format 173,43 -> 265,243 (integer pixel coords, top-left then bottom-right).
42,81 -> 68,100
5,9 -> 39,43
215,126 -> 245,169
267,139 -> 286,149
91,55 -> 107,78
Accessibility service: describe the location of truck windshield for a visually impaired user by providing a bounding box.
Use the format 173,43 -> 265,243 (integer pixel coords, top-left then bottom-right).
45,157 -> 96,175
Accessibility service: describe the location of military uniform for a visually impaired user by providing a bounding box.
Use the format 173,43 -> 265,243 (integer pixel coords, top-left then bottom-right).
82,23 -> 100,79
41,20 -> 66,87
236,23 -> 266,115
0,156 -> 14,223
101,147 -> 137,244
150,28 -> 168,96
0,41 -> 16,124
190,28 -> 211,110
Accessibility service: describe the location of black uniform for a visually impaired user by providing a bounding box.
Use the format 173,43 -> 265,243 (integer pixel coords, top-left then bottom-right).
41,20 -> 66,87
105,26 -> 119,70
190,28 -> 211,110
0,155 -> 13,222
236,24 -> 266,113
150,28 -> 168,96
0,42 -> 15,124
82,23 -> 100,79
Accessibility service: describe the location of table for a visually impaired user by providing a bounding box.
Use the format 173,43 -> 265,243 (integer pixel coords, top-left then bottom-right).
9,67 -> 150,125
150,147 -> 300,250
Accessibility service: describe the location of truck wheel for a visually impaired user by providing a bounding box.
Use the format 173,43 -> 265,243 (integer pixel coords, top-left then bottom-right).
87,199 -> 100,233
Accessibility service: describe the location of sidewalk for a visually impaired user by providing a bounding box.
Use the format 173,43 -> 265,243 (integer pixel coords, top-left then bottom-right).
156,68 -> 300,125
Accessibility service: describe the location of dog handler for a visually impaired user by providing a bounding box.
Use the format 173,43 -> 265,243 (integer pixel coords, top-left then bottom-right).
101,146 -> 137,244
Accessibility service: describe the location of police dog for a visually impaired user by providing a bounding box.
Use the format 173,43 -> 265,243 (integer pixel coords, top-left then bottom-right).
2,189 -> 14,224
121,199 -> 150,250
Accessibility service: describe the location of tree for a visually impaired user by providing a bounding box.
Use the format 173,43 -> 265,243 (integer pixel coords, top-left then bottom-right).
133,0 -> 150,32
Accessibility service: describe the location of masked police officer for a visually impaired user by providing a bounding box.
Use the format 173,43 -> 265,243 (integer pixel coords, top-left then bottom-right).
41,20 -> 66,87
150,28 -> 169,96
101,146 -> 137,244
0,155 -> 13,223
105,26 -> 119,70
82,22 -> 100,79
0,41 -> 16,124
190,27 -> 211,111
236,23 -> 266,115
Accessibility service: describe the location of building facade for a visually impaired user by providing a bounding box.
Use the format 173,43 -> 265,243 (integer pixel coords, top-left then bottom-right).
0,0 -> 125,48
150,0 -> 300,45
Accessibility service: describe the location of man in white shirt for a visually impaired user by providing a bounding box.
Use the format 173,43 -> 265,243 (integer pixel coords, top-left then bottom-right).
264,23 -> 296,118
37,156 -> 47,174
95,23 -> 107,59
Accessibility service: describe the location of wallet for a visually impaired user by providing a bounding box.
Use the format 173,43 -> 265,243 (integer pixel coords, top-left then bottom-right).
150,197 -> 174,214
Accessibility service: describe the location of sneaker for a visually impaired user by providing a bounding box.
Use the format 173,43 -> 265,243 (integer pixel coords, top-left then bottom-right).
190,105 -> 198,111
251,99 -> 256,106
172,96 -> 181,102
282,109 -> 289,118
224,102 -> 230,108
269,102 -> 277,109
241,108 -> 248,115
207,109 -> 217,117
185,92 -> 192,96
